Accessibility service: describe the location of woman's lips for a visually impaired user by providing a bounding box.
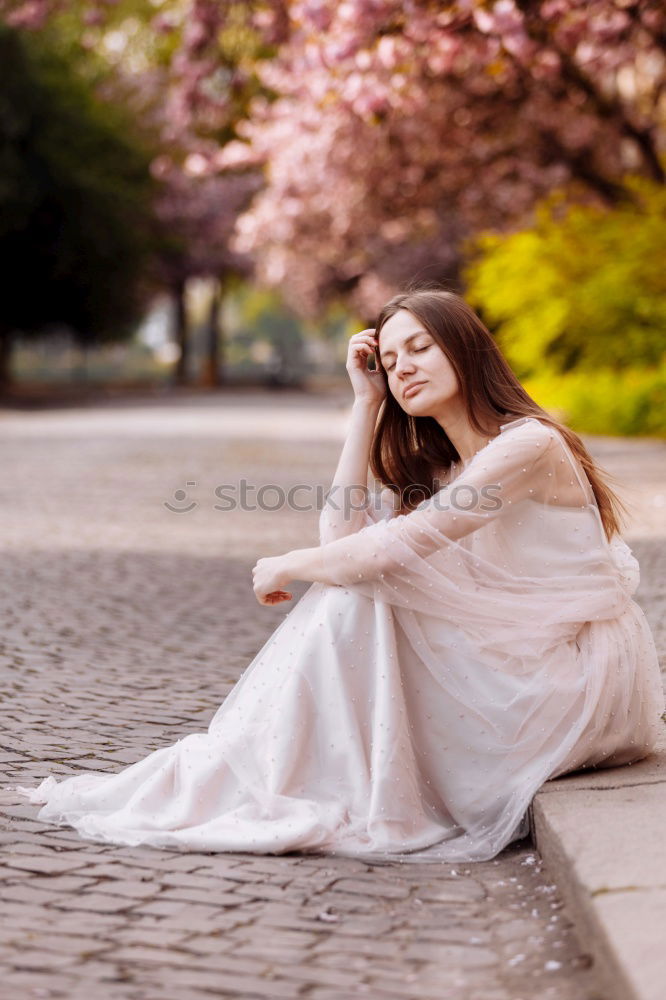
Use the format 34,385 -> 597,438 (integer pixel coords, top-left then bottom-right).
403,381 -> 427,399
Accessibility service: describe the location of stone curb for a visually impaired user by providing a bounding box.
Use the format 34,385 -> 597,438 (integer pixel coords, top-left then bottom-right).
529,730 -> 666,1000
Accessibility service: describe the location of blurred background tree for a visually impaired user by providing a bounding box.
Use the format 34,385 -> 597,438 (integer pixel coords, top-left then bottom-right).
0,24 -> 157,386
0,0 -> 276,389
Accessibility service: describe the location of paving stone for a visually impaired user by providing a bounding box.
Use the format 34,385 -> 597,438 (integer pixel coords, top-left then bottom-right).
124,899 -> 206,919
11,948 -> 87,970
46,893 -> 139,914
327,876 -> 411,899
18,875 -> 100,893
159,872 -> 242,892
128,964 -> 307,996
413,879 -> 487,903
94,880 -> 164,900
157,886 -> 243,906
178,933 -> 248,956
4,854 -> 89,875
403,941 -> 499,966
1,883 -> 84,907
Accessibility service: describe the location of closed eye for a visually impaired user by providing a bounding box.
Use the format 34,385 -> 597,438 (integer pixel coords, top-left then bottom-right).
385,344 -> 430,372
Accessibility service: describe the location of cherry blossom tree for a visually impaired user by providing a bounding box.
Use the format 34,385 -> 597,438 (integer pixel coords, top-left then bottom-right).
3,0 -> 664,322
222,0 -> 665,317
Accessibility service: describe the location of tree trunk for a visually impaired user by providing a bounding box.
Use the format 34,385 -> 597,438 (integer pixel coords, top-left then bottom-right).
0,327 -> 13,391
200,278 -> 224,388
173,279 -> 188,386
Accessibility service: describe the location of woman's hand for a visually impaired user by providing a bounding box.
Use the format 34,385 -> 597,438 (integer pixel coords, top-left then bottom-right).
346,329 -> 386,406
252,554 -> 294,606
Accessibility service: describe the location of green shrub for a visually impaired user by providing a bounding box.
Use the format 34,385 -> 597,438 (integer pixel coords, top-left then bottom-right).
522,364 -> 666,437
464,176 -> 666,436
464,176 -> 666,373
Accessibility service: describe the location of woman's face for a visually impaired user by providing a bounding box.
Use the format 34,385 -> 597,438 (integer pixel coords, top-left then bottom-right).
378,309 -> 460,414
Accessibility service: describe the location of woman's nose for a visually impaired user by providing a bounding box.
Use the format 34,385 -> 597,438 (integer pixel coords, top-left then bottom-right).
395,356 -> 416,376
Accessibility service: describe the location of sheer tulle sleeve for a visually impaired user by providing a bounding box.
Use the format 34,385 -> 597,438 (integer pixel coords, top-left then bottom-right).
318,485 -> 397,546
316,417 -> 632,661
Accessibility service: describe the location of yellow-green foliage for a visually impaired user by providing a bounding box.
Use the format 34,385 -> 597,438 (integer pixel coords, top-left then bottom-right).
464,177 -> 666,436
522,365 -> 666,437
465,178 -> 666,378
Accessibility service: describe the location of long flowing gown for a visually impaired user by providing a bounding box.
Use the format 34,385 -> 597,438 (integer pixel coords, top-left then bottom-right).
9,417 -> 664,863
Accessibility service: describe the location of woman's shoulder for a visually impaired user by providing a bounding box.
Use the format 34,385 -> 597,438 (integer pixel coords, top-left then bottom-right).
495,415 -> 562,459
461,416 -> 559,469
499,415 -> 557,441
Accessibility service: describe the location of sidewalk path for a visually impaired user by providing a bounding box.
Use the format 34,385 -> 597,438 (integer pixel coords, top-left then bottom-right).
2,389 -> 661,1000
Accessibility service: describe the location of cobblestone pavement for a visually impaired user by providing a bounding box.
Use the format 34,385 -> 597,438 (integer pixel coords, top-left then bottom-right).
1,388 -> 663,1000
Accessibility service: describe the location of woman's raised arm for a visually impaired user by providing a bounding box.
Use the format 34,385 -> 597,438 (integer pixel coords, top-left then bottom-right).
318,330 -> 387,544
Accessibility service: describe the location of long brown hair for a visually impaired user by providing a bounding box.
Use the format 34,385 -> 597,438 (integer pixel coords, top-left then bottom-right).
371,285 -> 630,542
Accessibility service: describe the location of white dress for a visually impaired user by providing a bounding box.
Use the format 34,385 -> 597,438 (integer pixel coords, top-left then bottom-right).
10,417 -> 664,863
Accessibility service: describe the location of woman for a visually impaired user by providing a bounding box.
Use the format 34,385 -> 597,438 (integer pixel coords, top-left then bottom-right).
12,288 -> 664,864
